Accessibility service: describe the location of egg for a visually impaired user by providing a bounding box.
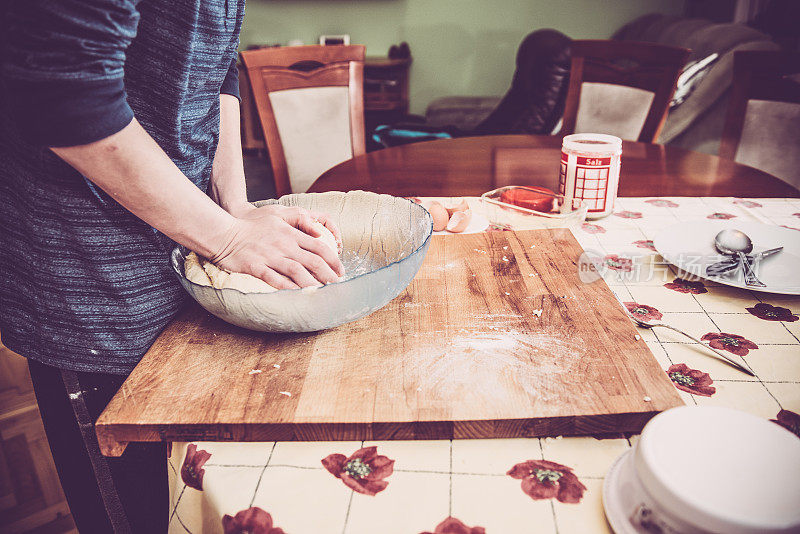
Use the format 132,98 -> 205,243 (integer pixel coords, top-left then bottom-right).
446,209 -> 472,233
425,200 -> 450,231
444,198 -> 469,216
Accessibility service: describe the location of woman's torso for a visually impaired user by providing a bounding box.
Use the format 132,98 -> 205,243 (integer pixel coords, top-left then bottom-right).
0,0 -> 245,373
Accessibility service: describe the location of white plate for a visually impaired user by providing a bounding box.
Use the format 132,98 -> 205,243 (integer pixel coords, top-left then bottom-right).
432,212 -> 490,235
653,220 -> 800,295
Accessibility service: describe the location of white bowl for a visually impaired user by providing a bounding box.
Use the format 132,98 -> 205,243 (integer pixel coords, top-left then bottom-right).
604,406 -> 800,534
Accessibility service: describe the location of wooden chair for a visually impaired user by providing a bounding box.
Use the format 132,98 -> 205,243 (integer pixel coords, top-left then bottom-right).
240,45 -> 366,196
719,50 -> 800,189
562,40 -> 690,142
238,62 -> 266,152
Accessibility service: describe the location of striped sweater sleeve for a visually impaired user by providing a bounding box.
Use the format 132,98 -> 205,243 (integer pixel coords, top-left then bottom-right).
1,0 -> 142,147
220,57 -> 241,100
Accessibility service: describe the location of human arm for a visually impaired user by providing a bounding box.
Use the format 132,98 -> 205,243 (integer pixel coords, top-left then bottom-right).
50,120 -> 343,288
209,93 -> 250,216
209,91 -> 343,249
3,1 -> 342,288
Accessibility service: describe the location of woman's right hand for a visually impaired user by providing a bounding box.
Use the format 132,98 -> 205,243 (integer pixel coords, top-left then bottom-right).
210,210 -> 345,289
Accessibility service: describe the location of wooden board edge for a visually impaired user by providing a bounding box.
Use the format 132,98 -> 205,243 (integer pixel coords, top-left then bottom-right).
95,409 -> 678,452
95,424 -> 129,457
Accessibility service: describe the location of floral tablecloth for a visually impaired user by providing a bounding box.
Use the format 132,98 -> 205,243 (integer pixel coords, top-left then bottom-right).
167,197 -> 800,534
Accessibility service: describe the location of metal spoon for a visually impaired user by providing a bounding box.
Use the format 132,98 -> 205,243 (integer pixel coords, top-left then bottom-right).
705,247 -> 783,277
628,315 -> 755,376
714,229 -> 766,287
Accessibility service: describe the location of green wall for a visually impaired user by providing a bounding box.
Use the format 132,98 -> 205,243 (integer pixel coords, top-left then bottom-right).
241,0 -> 685,114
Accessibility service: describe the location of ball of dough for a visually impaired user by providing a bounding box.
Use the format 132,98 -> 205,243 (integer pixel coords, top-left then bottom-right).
202,260 -> 230,288
221,272 -> 277,293
310,221 -> 339,254
182,219 -> 341,293
184,252 -> 211,286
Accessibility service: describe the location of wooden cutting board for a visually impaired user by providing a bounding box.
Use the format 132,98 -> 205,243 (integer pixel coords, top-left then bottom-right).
96,229 -> 682,456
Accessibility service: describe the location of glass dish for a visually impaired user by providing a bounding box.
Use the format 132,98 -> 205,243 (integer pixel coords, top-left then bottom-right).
170,191 -> 433,332
480,186 -> 588,230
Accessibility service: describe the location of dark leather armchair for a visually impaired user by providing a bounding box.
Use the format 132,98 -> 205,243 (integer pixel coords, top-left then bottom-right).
475,29 -> 571,136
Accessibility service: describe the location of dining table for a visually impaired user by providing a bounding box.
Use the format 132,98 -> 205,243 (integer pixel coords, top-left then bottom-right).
98,135 -> 800,534
308,135 -> 800,198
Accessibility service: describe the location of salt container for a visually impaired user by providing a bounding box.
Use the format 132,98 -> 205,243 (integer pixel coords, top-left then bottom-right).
559,133 -> 622,219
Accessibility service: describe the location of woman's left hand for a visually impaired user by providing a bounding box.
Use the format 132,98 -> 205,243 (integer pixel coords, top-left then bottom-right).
226,202 -> 342,252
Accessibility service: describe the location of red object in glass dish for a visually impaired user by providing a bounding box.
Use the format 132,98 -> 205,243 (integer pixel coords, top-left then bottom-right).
499,186 -> 557,213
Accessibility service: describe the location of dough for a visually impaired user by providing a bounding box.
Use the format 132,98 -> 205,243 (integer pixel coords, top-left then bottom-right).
183,221 -> 341,293
184,252 -> 211,286
202,260 -> 230,288
310,221 -> 339,254
221,272 -> 277,293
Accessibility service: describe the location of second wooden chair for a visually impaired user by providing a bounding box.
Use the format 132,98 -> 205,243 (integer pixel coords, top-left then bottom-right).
562,40 -> 690,143
719,50 -> 800,190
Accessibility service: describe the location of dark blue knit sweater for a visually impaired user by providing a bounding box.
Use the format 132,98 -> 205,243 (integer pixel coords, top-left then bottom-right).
0,0 -> 244,373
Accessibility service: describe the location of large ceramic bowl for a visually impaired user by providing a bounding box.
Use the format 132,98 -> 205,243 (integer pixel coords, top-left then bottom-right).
171,191 -> 432,332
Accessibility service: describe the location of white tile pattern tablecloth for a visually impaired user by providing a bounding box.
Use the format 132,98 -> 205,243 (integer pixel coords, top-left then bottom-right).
167,197 -> 800,534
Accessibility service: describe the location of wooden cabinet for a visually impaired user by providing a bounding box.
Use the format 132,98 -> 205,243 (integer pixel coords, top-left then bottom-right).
364,57 -> 411,114
363,56 -> 412,149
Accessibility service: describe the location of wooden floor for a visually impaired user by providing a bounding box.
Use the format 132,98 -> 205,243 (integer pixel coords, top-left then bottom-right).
0,338 -> 76,534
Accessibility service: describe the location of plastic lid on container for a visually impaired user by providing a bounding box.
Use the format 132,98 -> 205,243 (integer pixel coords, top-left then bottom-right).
634,406 -> 800,534
562,133 -> 622,156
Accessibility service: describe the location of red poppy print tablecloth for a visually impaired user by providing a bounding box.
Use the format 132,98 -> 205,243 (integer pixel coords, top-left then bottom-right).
167,197 -> 800,534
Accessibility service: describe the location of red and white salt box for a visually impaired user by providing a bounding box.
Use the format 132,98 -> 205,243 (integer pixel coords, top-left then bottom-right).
559,133 -> 622,219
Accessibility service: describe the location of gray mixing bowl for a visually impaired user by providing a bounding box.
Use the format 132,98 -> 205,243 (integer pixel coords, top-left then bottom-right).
170,191 -> 433,332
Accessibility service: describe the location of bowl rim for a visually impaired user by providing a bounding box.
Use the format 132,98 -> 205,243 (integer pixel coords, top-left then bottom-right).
170,194 -> 434,297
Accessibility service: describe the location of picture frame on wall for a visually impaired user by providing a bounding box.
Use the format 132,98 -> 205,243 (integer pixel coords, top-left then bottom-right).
319,34 -> 350,46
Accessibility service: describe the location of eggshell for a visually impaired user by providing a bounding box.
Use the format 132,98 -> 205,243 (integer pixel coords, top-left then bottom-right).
444,198 -> 469,216
446,209 -> 472,233
425,201 -> 450,231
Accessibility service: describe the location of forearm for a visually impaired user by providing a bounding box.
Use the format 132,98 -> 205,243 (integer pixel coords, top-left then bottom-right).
51,119 -> 236,259
209,94 -> 249,215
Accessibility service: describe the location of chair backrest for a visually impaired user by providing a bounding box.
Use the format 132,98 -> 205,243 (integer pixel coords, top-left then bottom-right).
238,63 -> 267,152
562,40 -> 690,142
240,45 -> 366,196
720,50 -> 800,189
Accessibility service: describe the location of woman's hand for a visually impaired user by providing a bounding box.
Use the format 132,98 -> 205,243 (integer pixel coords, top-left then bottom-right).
227,202 -> 343,252
211,206 -> 345,289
